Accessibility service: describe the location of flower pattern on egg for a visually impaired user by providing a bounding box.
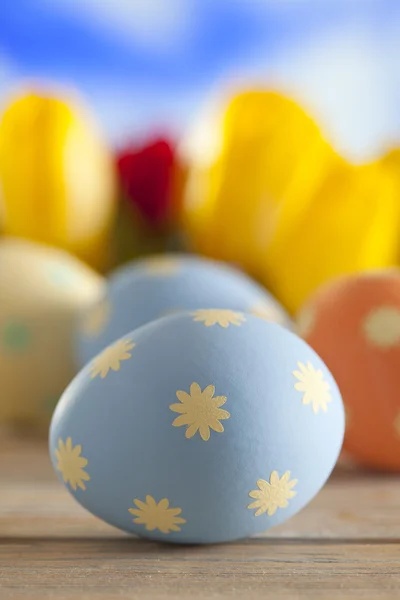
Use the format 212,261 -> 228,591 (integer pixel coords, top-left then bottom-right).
293,361 -> 332,414
170,382 -> 230,441
191,309 -> 246,328
55,437 -> 90,491
90,338 -> 135,379
248,471 -> 297,516
129,495 -> 186,533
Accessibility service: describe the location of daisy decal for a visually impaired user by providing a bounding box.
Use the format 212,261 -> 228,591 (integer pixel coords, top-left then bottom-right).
129,495 -> 186,533
145,257 -> 181,276
55,437 -> 90,491
248,471 -> 297,517
170,382 -> 230,441
191,309 -> 246,328
90,338 -> 135,379
83,299 -> 110,337
293,361 -> 332,414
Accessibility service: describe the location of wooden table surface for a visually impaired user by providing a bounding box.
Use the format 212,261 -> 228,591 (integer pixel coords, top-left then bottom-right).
1,437 -> 400,599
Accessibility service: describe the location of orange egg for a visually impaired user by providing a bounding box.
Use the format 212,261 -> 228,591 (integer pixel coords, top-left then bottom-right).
296,270 -> 400,471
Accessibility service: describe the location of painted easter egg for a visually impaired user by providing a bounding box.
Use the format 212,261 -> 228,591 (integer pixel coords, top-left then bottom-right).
50,312 -> 344,544
76,253 -> 292,367
296,269 -> 400,471
0,237 -> 105,430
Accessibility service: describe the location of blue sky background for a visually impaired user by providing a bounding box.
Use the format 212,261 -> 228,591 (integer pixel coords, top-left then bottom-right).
0,0 -> 399,161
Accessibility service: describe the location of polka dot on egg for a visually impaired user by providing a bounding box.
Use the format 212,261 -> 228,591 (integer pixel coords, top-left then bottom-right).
1,319 -> 32,353
46,263 -> 77,288
362,306 -> 400,348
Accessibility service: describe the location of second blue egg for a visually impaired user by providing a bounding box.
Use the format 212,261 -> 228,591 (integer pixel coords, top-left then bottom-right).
76,253 -> 292,367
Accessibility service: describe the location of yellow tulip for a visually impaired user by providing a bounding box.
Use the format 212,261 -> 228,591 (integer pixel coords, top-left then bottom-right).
181,90 -> 400,313
381,148 -> 400,177
264,160 -> 400,312
0,90 -> 116,270
182,90 -> 336,274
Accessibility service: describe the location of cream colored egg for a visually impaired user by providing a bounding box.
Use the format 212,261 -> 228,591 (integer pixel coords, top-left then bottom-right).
0,237 -> 105,431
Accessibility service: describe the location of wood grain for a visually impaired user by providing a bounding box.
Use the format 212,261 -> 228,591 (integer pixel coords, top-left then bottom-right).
1,437 -> 400,599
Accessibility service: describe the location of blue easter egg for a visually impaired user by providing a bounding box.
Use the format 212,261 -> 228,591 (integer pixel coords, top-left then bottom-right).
76,253 -> 291,367
51,312 -> 344,544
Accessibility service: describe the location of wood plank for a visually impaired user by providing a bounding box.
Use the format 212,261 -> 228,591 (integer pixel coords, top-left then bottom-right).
1,437 -> 400,599
2,538 -> 400,600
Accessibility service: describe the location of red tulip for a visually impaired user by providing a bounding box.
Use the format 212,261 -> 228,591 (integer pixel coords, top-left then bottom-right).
116,137 -> 176,229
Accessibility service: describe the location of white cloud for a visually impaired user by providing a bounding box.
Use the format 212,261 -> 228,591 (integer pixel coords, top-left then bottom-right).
44,0 -> 192,54
240,19 -> 400,163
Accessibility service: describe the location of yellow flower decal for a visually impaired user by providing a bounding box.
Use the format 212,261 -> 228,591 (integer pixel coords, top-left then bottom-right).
129,495 -> 186,533
293,361 -> 332,414
170,382 -> 230,441
83,299 -> 110,337
250,303 -> 284,324
55,437 -> 90,491
191,308 -> 246,328
145,257 -> 181,276
90,338 -> 135,379
248,471 -> 297,516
